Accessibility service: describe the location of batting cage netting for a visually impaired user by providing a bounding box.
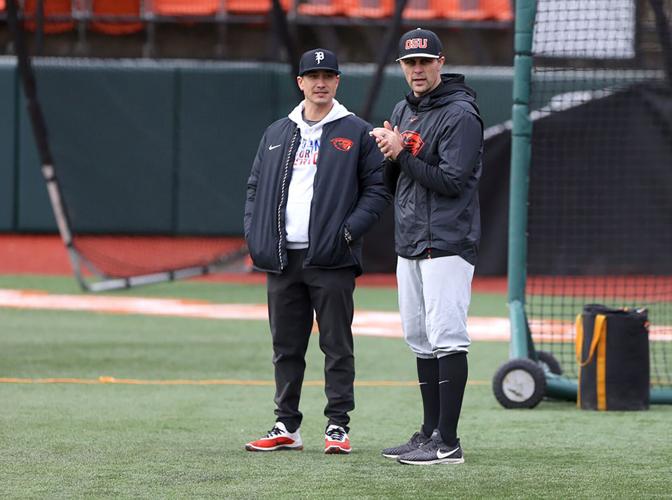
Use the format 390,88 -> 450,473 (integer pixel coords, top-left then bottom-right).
507,0 -> 672,403
5,0 -> 417,291
6,1 -> 267,291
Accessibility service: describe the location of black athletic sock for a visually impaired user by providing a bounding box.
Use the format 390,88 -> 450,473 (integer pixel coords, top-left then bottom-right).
437,352 -> 468,447
416,357 -> 439,437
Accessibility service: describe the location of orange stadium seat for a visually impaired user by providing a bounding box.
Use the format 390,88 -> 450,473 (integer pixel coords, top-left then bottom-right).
149,0 -> 221,16
345,0 -> 394,19
480,0 -> 512,21
225,0 -> 292,15
403,0 -> 440,20
298,0 -> 344,16
91,0 -> 143,35
24,0 -> 75,33
437,0 -> 487,21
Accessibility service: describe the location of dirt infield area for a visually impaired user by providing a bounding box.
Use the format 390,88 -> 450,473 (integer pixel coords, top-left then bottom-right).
0,288 -> 511,341
0,234 -> 510,341
0,234 -> 507,292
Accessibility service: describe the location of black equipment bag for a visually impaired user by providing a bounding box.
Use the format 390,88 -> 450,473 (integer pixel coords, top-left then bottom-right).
576,304 -> 650,411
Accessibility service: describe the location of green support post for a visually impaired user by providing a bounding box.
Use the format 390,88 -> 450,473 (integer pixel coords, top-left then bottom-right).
507,0 -> 536,360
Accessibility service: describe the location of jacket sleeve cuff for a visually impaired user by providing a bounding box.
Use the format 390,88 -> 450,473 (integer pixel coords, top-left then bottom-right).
396,148 -> 411,165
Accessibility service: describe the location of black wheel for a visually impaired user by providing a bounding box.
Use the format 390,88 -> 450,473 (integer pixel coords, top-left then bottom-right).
492,358 -> 547,409
536,350 -> 563,375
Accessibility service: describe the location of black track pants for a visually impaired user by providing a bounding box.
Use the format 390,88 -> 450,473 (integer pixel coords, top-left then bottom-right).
267,249 -> 356,432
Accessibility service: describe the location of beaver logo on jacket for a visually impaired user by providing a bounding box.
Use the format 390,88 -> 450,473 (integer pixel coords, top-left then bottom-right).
401,130 -> 425,156
331,137 -> 354,152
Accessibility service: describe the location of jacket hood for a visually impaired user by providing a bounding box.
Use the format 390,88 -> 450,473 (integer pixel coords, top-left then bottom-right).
288,98 -> 353,134
405,73 -> 477,112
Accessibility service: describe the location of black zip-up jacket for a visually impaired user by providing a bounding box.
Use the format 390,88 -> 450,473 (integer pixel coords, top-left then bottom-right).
384,74 -> 484,264
245,113 -> 390,276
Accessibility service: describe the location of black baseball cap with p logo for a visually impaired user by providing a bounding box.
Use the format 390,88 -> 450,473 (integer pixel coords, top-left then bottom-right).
298,48 -> 341,76
396,28 -> 443,61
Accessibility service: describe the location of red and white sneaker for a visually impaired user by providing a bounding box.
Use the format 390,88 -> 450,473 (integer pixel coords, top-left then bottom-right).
245,422 -> 303,452
324,425 -> 351,454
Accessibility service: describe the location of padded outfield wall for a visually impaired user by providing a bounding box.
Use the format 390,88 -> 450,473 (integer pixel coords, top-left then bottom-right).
0,57 -> 513,235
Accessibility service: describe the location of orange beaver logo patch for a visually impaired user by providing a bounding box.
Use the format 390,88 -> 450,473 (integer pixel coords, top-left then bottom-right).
331,137 -> 353,152
401,130 -> 425,156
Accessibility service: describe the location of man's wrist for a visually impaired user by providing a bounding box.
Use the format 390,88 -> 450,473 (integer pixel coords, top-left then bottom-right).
391,144 -> 404,161
392,148 -> 407,163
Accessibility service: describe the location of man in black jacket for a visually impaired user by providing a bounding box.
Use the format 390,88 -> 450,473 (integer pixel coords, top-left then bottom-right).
244,48 -> 390,454
371,28 -> 484,465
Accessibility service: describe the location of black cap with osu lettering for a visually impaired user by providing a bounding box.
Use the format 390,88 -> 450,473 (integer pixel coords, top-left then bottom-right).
396,28 -> 443,61
298,48 -> 341,76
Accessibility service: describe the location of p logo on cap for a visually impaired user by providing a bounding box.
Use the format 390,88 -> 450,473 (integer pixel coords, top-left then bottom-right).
299,48 -> 341,76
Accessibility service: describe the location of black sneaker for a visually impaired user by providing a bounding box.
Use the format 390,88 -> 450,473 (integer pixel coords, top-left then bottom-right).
381,429 -> 432,459
397,431 -> 464,465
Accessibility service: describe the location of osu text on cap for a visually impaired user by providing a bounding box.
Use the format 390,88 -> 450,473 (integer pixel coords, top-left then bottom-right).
405,38 -> 428,49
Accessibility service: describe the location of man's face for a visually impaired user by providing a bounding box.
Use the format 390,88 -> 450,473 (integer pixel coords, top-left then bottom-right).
297,70 -> 340,106
400,56 -> 444,97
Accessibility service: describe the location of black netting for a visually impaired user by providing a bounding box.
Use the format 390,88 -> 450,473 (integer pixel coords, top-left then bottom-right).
526,0 -> 672,389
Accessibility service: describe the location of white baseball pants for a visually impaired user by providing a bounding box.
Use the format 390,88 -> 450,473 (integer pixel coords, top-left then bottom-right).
396,255 -> 474,358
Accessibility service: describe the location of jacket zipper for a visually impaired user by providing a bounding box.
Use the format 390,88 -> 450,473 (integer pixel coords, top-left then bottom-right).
405,107 -> 432,260
276,127 -> 299,271
305,128 -> 322,257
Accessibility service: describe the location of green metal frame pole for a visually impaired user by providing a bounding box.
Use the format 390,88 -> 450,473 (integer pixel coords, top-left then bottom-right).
650,389 -> 672,404
507,0 -> 536,360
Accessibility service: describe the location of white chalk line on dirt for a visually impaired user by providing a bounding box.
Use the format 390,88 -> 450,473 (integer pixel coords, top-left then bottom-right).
2,289 -> 670,344
0,288 -> 511,341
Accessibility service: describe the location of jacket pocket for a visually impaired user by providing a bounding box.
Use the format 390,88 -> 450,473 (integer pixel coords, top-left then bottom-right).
246,212 -> 279,271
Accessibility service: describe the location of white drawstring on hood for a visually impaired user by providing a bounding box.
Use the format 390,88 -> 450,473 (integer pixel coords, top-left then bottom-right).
287,98 -> 353,132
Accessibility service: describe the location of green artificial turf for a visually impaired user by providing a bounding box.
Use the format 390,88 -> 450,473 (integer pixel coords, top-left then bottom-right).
1,295 -> 672,498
